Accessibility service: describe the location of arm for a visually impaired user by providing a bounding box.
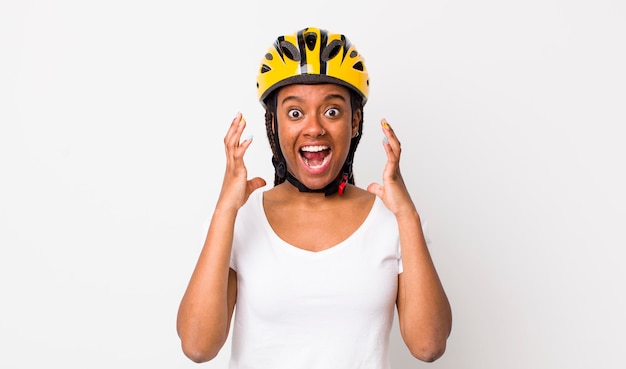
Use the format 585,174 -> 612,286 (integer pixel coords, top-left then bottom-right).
176,113 -> 266,362
367,119 -> 452,362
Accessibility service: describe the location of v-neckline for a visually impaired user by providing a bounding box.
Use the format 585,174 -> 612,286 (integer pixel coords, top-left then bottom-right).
259,191 -> 379,255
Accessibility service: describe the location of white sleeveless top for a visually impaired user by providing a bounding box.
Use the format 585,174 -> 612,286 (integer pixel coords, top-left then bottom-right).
228,190 -> 402,369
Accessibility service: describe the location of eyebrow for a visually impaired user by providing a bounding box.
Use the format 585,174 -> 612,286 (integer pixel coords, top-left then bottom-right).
280,93 -> 347,106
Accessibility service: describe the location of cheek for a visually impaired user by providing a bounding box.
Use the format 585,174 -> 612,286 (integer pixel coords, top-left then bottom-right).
277,125 -> 296,146
276,128 -> 300,162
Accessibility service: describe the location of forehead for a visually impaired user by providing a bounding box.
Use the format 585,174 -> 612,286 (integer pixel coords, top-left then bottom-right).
277,84 -> 351,104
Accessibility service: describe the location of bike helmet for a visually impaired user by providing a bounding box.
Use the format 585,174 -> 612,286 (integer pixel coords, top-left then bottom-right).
257,27 -> 369,108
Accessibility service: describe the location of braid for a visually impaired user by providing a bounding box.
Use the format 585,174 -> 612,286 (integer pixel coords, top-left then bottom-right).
263,93 -> 285,186
347,90 -> 365,185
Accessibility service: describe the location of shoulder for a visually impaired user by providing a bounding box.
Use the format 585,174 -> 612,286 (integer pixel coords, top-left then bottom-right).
343,185 -> 377,211
344,184 -> 374,200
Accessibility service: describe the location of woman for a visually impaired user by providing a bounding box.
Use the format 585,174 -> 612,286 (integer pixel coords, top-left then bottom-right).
177,26 -> 452,368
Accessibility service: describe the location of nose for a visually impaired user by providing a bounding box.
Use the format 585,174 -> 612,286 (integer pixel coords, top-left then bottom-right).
303,115 -> 326,138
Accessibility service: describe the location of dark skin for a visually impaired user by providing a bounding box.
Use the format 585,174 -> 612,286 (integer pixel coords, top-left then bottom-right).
263,183 -> 375,252
264,84 -> 372,252
177,83 -> 452,363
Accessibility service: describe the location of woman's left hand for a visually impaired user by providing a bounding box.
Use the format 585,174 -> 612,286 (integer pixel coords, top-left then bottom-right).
367,119 -> 417,217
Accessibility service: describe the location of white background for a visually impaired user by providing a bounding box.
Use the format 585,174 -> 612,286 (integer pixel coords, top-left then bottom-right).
1,1 -> 625,368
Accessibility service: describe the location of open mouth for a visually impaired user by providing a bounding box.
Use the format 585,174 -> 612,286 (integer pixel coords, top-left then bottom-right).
300,145 -> 331,169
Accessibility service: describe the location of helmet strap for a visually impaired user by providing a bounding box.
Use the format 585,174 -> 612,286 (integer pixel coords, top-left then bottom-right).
285,169 -> 349,196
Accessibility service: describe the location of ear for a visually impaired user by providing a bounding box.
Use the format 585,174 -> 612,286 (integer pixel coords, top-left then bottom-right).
351,109 -> 362,138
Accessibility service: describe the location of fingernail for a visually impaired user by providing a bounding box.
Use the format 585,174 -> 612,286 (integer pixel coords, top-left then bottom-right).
244,134 -> 253,141
239,116 -> 246,126
383,136 -> 388,143
381,119 -> 390,129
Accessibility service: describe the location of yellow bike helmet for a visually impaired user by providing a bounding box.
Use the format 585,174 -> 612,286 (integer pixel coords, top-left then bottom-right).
257,27 -> 369,107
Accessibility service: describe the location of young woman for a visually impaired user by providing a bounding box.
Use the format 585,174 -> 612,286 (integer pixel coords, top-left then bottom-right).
177,26 -> 452,368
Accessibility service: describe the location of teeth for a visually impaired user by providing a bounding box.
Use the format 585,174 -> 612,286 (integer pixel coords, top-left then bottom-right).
300,145 -> 329,152
303,155 -> 329,169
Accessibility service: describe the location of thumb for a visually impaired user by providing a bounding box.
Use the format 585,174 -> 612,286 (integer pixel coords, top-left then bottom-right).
367,182 -> 383,198
247,177 -> 267,193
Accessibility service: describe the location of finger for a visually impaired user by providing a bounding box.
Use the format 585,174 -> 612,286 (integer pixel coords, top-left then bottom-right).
236,135 -> 254,156
225,113 -> 247,150
225,112 -> 243,139
367,182 -> 384,198
223,119 -> 249,178
381,118 -> 401,157
380,118 -> 401,163
247,177 -> 267,194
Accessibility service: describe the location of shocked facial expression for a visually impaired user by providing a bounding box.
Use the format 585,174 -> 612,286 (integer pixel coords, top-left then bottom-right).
276,84 -> 361,190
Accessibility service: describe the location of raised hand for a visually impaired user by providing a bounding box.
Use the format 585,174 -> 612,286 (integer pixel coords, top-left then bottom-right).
367,118 -> 417,217
368,119 -> 452,361
217,112 -> 266,211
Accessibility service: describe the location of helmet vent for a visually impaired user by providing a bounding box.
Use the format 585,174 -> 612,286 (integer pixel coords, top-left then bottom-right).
257,28 -> 369,105
279,41 -> 301,61
305,32 -> 317,51
321,40 -> 342,61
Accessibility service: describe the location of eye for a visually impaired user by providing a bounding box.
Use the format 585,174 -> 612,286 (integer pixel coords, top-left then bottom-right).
325,108 -> 340,118
287,109 -> 302,119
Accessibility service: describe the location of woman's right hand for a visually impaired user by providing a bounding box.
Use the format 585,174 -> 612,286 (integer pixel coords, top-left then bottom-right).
217,112 -> 266,211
